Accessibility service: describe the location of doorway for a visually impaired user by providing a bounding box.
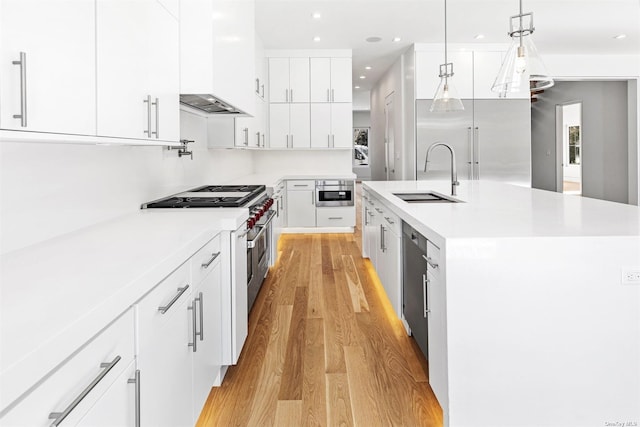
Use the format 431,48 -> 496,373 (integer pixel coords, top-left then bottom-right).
555,102 -> 583,195
384,93 -> 396,181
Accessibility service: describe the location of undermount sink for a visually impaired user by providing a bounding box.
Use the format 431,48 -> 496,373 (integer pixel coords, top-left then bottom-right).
392,192 -> 460,203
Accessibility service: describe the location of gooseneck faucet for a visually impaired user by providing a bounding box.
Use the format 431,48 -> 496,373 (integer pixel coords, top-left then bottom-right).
425,142 -> 459,196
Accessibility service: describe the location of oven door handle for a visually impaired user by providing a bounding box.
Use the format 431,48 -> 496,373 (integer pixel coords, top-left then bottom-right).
247,212 -> 275,248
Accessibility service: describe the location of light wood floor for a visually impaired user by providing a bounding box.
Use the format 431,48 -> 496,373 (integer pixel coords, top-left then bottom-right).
197,188 -> 442,426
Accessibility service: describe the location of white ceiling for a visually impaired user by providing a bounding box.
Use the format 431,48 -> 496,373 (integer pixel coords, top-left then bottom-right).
256,0 -> 640,92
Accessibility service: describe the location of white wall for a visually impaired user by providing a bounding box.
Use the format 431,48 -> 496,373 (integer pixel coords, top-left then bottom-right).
352,90 -> 371,111
252,149 -> 352,174
0,110 -> 254,254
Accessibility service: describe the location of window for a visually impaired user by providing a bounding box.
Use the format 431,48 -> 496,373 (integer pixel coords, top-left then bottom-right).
568,125 -> 580,165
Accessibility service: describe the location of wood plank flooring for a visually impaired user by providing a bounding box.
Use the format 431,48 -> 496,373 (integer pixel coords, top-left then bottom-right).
196,227 -> 443,426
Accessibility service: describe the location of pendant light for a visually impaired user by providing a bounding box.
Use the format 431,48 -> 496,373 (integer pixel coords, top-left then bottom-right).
430,0 -> 464,112
492,0 -> 554,95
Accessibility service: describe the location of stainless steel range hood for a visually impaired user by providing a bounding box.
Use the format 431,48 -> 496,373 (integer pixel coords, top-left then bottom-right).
179,94 -> 245,115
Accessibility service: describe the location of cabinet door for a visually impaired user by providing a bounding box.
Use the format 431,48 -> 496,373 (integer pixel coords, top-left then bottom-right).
235,116 -> 252,147
96,0 -> 153,139
139,294 -> 193,427
289,57 -> 310,103
76,361 -> 137,427
384,228 -> 402,319
192,264 -> 223,420
269,104 -> 289,148
310,103 -> 331,148
310,58 -> 331,103
330,58 -> 352,102
290,103 -> 310,148
269,58 -> 289,103
330,103 -> 353,148
0,0 -> 95,134
147,3 -> 179,142
287,190 -> 316,227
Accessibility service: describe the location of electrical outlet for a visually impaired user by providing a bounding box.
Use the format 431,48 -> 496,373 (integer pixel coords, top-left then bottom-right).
622,269 -> 640,285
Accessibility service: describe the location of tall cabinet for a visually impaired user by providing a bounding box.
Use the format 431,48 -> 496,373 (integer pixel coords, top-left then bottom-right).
267,50 -> 353,150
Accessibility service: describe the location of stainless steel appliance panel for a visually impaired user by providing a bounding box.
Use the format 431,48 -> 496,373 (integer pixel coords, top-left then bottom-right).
402,222 -> 429,360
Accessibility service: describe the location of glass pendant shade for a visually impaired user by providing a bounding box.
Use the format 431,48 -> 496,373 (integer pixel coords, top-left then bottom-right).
430,76 -> 464,112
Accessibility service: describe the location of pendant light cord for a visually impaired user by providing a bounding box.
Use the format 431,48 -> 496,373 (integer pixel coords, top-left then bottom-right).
444,0 -> 448,66
519,0 -> 523,49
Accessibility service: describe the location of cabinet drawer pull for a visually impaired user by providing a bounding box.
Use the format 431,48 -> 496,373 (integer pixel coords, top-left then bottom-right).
384,216 -> 395,224
422,254 -> 439,269
197,291 -> 204,341
328,217 -> 343,220
375,208 -> 383,213
188,299 -> 198,352
49,356 -> 122,426
127,369 -> 141,427
293,184 -> 308,187
201,251 -> 220,268
12,52 -> 27,127
157,285 -> 190,314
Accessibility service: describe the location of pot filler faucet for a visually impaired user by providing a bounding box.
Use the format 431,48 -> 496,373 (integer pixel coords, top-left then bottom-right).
425,142 -> 459,196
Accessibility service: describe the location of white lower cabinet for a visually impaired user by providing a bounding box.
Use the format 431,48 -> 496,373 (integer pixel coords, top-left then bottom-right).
0,310 -> 135,427
286,188 -> 316,227
316,206 -> 356,227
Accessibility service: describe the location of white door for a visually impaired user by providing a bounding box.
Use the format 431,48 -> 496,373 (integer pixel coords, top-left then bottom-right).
310,58 -> 331,102
287,190 -> 316,227
330,58 -> 352,102
0,0 -> 95,134
269,104 -> 289,148
147,2 -> 179,142
290,103 -> 310,148
330,103 -> 353,148
268,57 -> 289,103
384,93 -> 396,180
96,0 -> 153,139
289,57 -> 310,103
310,103 -> 331,148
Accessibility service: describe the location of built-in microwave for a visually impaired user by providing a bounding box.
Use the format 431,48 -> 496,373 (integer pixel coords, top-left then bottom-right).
316,180 -> 354,207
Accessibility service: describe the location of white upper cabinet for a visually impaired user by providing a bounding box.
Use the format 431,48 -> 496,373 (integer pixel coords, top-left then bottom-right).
180,0 -> 256,116
269,104 -> 310,148
268,57 -> 310,103
310,57 -> 352,102
0,0 -> 96,135
416,50 -> 473,99
310,103 -> 331,148
310,103 -> 352,148
96,0 -> 179,142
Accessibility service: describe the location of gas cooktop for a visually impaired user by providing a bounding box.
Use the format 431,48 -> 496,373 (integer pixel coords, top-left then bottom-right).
141,185 -> 266,209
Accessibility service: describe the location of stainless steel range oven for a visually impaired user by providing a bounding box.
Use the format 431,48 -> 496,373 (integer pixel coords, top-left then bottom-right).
142,185 -> 275,313
316,180 -> 354,207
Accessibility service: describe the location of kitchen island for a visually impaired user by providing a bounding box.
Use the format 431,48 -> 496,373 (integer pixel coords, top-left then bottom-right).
363,180 -> 640,427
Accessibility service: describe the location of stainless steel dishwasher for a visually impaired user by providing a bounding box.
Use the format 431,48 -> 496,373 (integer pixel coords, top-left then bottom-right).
402,221 -> 429,360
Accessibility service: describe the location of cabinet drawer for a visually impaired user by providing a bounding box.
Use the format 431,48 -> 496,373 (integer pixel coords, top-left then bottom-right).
0,310 -> 134,426
380,209 -> 401,236
136,262 -> 191,336
286,180 -> 315,190
426,240 -> 441,274
316,206 -> 355,227
191,234 -> 222,286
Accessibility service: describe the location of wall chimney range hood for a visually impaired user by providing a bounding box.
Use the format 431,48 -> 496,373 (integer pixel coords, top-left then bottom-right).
179,94 -> 245,115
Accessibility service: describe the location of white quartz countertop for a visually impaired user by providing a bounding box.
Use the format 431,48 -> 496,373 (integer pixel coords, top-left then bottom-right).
225,173 -> 357,189
364,180 -> 640,239
0,208 -> 247,410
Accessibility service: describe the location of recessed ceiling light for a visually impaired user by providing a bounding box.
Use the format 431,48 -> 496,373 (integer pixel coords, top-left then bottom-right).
312,12 -> 321,19
359,75 -> 366,79
365,66 -> 372,70
313,36 -> 321,42
392,37 -> 402,42
355,86 -> 360,89
614,34 -> 627,39
474,34 -> 485,40
366,36 -> 382,43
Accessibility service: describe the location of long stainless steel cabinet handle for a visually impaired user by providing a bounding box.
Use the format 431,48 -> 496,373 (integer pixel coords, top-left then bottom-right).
261,134 -> 265,147
467,127 -> 473,180
291,134 -> 294,147
327,89 -> 330,102
49,356 -> 122,426
143,95 -> 152,137
188,299 -> 197,352
290,89 -> 293,102
201,251 -> 220,268
364,207 -> 368,225
311,191 -> 314,205
157,285 -> 190,314
127,369 -> 141,427
327,134 -> 330,148
474,126 -> 480,180
153,97 -> 160,139
422,254 -> 439,269
422,274 -> 429,317
12,52 -> 27,127
256,131 -> 260,147
332,89 -> 335,102
285,89 -> 289,102
332,135 -> 335,148
197,291 -> 204,341
286,134 -> 289,148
